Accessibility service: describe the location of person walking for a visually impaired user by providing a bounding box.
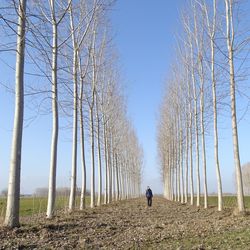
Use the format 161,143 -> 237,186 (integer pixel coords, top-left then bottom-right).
146,186 -> 153,207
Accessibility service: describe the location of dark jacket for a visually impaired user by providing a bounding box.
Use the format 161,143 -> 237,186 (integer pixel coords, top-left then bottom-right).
146,188 -> 153,198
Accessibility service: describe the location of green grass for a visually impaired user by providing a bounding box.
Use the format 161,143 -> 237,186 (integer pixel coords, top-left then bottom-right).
0,195 -> 250,218
153,228 -> 250,249
198,196 -> 250,209
0,196 -> 90,217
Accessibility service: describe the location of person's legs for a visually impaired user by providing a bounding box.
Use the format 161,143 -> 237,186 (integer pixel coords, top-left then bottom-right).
149,197 -> 152,206
147,197 -> 150,206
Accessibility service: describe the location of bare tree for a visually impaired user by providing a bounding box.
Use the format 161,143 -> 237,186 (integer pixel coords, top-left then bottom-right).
203,0 -> 223,211
4,0 -> 27,228
46,0 -> 72,219
67,0 -> 97,212
68,0 -> 79,213
78,50 -> 90,210
193,1 -> 208,208
190,10 -> 200,207
224,0 -> 245,213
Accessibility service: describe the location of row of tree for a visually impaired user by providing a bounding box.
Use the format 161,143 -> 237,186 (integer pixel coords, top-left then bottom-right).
158,0 -> 250,213
0,0 -> 143,228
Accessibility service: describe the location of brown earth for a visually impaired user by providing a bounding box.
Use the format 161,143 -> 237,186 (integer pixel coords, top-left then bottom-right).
0,197 -> 250,249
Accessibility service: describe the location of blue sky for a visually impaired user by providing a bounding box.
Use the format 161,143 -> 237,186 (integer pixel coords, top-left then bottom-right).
110,0 -> 184,193
1,0 -> 250,195
110,0 -> 250,194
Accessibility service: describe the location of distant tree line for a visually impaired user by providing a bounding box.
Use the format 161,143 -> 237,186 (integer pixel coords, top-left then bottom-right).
34,187 -> 91,197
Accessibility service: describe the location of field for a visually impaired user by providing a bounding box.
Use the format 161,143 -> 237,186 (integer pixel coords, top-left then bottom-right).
198,195 -> 250,209
1,197 -> 250,249
0,196 -> 90,219
0,195 -> 249,218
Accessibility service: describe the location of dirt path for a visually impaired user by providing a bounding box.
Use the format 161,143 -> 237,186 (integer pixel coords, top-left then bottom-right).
1,197 -> 250,249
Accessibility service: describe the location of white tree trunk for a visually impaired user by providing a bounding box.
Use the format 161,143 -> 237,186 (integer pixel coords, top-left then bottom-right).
180,129 -> 184,203
4,0 -> 26,228
90,107 -> 95,208
193,5 -> 208,209
68,49 -> 78,212
108,139 -> 113,202
175,142 -> 178,202
185,118 -> 189,203
47,20 -> 59,219
177,126 -> 181,202
189,32 -> 200,206
111,148 -> 115,200
96,97 -> 102,206
79,68 -> 87,210
68,0 -> 79,212
103,122 -> 108,204
171,165 -> 175,201
196,45 -> 208,209
115,153 -> 120,201
79,103 -> 86,210
187,73 -> 194,205
189,110 -> 194,205
118,160 -> 123,200
225,0 -> 245,213
192,74 -> 200,207
107,136 -> 111,203
200,88 -> 208,209
211,0 -> 223,212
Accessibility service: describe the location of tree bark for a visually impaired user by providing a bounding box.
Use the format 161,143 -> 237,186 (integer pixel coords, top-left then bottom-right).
103,121 -> 108,204
47,3 -> 59,218
225,0 -> 245,213
115,153 -> 120,201
185,117 -> 189,203
96,96 -> 102,206
79,101 -> 86,210
69,48 -> 78,212
5,0 -> 26,228
90,107 -> 95,208
209,0 -> 223,211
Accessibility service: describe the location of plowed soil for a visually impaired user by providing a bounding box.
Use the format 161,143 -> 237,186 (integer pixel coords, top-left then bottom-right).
1,197 -> 250,249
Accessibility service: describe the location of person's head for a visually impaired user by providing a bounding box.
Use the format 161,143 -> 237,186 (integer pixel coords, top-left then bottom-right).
147,186 -> 150,189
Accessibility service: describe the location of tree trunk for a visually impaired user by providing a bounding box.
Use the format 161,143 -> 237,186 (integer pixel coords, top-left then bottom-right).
194,5 -> 208,209
193,79 -> 200,207
115,153 -> 120,201
79,69 -> 86,210
47,20 -> 59,219
119,160 -> 124,200
69,49 -> 78,212
103,121 -> 108,204
196,42 -> 208,209
189,35 -> 200,207
225,0 -> 245,213
5,0 -> 26,228
185,118 -> 189,203
212,0 -> 223,211
90,107 -> 95,208
177,126 -> 181,202
96,97 -> 102,206
200,88 -> 208,209
111,148 -> 115,200
189,110 -> 194,205
180,129 -> 184,203
187,73 -> 194,206
107,135 -> 111,203
79,103 -> 86,210
108,137 -> 113,202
